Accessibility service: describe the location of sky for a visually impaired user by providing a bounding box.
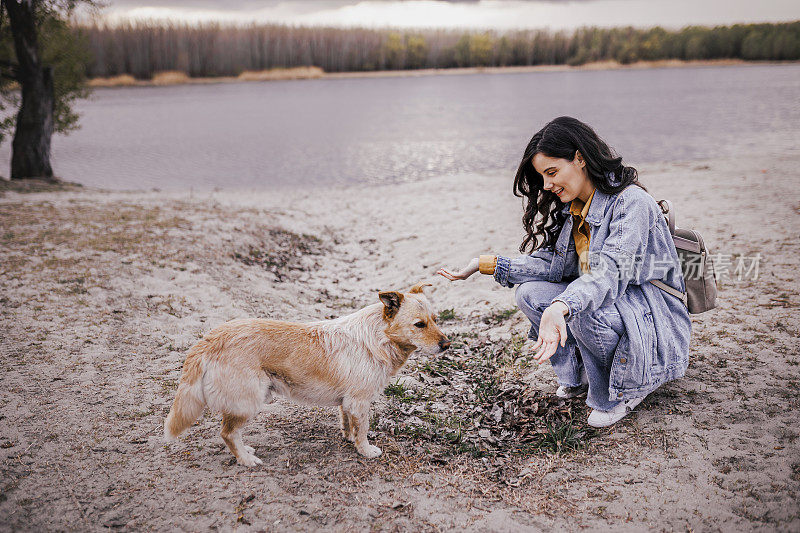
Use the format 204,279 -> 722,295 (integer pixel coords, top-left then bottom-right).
95,0 -> 800,30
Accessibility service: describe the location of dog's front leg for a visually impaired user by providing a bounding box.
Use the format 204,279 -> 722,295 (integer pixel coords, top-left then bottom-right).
343,398 -> 381,458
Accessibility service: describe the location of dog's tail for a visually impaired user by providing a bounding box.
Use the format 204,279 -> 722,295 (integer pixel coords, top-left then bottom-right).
164,342 -> 207,442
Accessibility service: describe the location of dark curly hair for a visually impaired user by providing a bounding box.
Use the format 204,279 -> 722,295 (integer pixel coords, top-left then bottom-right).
513,116 -> 645,253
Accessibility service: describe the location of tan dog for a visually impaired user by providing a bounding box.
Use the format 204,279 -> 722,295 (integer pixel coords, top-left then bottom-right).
164,283 -> 449,466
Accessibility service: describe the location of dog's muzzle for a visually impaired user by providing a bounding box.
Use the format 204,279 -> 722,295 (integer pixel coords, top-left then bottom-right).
439,338 -> 451,351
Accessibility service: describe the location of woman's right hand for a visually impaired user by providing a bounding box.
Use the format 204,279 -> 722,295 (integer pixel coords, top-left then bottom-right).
436,257 -> 480,281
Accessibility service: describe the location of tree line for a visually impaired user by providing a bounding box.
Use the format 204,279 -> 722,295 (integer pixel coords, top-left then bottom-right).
81,21 -> 800,79
2,8 -> 798,180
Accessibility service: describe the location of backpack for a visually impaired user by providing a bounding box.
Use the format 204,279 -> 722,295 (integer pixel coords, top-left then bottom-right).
650,199 -> 717,314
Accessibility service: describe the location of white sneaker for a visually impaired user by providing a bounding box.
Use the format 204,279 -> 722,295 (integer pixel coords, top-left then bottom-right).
556,368 -> 588,399
587,396 -> 646,428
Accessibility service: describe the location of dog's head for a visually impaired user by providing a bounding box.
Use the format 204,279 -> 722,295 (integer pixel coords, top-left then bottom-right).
379,283 -> 450,363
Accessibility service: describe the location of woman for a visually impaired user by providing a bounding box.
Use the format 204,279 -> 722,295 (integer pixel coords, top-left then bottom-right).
438,116 -> 691,427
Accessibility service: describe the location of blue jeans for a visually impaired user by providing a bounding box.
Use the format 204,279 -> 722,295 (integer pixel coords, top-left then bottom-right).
515,280 -> 625,411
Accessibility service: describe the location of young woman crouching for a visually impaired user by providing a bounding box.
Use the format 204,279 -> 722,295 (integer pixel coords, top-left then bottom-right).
439,116 -> 691,427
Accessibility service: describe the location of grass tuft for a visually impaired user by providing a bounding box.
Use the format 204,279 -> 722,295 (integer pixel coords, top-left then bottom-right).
384,380 -> 416,403
536,420 -> 595,454
437,308 -> 457,322
483,307 -> 518,325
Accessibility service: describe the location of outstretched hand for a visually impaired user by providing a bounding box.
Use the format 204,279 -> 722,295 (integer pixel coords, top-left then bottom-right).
532,302 -> 569,364
436,257 -> 480,281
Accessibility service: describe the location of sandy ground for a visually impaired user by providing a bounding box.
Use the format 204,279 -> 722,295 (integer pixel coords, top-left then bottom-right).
1,152 -> 799,532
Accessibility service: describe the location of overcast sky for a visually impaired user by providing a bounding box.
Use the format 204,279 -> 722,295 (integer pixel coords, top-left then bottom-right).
96,0 -> 800,30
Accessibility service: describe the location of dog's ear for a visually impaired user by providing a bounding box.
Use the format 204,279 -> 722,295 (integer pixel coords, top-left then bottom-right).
379,291 -> 404,319
409,283 -> 432,294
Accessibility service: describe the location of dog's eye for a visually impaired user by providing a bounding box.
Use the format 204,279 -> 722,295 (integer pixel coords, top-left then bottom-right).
414,321 -> 426,328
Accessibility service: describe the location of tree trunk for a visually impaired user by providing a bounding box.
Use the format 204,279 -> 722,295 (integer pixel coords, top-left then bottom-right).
11,65 -> 54,179
3,0 -> 56,180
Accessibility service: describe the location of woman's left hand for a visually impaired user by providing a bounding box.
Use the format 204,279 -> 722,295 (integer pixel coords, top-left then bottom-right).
532,302 -> 569,363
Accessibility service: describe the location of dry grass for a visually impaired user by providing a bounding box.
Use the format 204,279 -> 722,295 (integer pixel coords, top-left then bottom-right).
237,67 -> 325,81
87,74 -> 138,87
87,67 -> 326,88
376,323 -> 597,463
0,178 -> 83,195
151,70 -> 192,85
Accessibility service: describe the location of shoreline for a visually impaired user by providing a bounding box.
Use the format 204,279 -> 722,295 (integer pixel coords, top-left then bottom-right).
0,156 -> 741,196
87,58 -> 792,88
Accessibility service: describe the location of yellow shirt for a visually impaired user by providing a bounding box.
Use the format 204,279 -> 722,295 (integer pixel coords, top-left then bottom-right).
570,190 -> 595,274
478,190 -> 595,276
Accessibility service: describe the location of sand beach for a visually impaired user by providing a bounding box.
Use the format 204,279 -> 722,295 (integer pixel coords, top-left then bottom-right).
0,150 -> 798,530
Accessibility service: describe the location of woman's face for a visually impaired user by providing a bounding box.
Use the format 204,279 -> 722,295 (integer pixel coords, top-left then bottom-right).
532,152 -> 594,204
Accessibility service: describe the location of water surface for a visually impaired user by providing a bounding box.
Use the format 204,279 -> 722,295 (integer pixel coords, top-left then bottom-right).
1,64 -> 798,190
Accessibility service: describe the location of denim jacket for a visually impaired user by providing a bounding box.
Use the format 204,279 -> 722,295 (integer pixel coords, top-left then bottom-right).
494,185 -> 692,398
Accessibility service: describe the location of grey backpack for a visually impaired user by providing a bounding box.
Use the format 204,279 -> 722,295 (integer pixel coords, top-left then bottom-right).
650,200 -> 717,314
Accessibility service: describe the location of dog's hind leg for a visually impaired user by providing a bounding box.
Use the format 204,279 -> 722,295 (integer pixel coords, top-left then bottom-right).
339,406 -> 358,443
347,412 -> 358,443
339,405 -> 354,442
221,413 -> 262,467
164,350 -> 205,441
343,398 -> 381,458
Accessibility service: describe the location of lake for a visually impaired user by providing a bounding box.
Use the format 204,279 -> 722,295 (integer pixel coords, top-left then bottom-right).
1,63 -> 798,190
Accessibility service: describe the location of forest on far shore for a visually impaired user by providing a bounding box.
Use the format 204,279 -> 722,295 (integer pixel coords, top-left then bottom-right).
77,20 -> 800,79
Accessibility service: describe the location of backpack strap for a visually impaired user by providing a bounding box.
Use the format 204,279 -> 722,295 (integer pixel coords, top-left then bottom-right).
657,199 -> 675,236
650,279 -> 687,307
653,199 -> 689,307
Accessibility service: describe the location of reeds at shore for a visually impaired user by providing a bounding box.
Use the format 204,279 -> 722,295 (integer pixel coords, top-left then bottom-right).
87,66 -> 325,87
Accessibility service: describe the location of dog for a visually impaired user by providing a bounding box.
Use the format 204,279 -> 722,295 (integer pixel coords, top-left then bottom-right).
163,283 -> 449,466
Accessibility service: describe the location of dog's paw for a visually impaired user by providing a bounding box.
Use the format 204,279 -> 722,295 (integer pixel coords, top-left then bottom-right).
357,444 -> 382,458
341,430 -> 355,443
237,452 -> 263,467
